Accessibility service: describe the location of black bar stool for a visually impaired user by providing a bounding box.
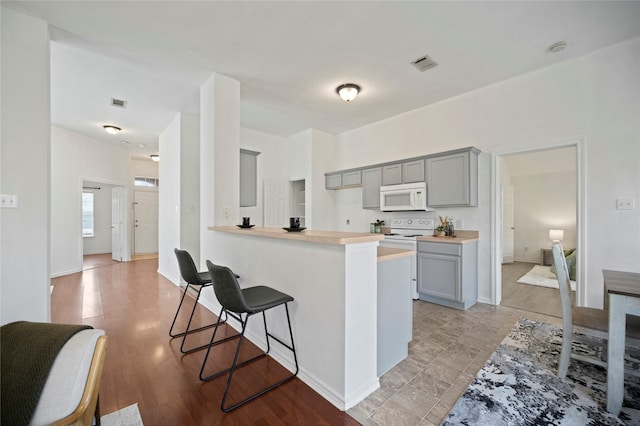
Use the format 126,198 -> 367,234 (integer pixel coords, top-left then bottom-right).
170,249 -> 238,354
199,260 -> 299,412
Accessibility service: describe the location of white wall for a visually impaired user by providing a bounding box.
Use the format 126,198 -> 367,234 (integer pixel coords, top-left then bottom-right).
511,171 -> 577,262
82,181 -> 117,255
239,127 -> 288,226
331,38 -> 640,308
180,113 -> 201,265
131,159 -> 158,180
50,126 -> 131,276
158,115 -> 181,281
309,129 -> 339,231
0,8 -> 51,324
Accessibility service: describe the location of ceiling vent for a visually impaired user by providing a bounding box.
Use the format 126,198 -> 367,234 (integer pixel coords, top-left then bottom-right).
411,54 -> 438,72
110,98 -> 127,108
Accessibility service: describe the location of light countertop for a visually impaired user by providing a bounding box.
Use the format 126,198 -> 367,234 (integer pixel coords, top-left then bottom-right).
209,226 -> 384,245
417,230 -> 479,244
377,247 -> 414,262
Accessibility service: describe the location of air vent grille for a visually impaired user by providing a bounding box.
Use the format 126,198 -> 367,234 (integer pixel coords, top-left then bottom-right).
110,98 -> 127,108
411,54 -> 438,72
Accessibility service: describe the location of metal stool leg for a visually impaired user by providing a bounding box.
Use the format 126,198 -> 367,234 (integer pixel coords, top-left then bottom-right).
170,284 -> 222,354
219,302 -> 299,412
169,283 -> 193,337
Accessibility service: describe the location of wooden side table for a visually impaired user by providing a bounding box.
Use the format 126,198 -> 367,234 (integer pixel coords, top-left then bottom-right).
540,248 -> 554,266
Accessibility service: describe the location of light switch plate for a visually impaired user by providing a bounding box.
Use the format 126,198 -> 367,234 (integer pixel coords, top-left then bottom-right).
616,198 -> 635,210
1,194 -> 19,208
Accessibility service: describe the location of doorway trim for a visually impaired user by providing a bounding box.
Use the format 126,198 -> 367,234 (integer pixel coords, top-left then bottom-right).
491,137 -> 587,307
79,177 -> 131,266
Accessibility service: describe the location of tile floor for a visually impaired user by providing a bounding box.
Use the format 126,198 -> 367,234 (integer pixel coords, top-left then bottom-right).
347,300 -> 561,426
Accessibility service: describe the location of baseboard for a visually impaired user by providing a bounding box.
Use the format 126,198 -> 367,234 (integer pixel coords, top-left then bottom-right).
195,296 -> 362,411
50,268 -> 82,278
157,269 -> 180,286
477,296 -> 494,305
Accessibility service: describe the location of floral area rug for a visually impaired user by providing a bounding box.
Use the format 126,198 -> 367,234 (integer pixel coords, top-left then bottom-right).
444,318 -> 640,425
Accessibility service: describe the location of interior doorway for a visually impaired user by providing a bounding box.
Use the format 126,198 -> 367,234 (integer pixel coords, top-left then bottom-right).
497,146 -> 578,317
82,179 -> 130,267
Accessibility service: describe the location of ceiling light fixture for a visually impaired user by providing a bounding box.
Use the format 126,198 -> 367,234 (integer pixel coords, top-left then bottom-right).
336,84 -> 360,102
103,125 -> 121,135
150,154 -> 159,162
547,41 -> 567,53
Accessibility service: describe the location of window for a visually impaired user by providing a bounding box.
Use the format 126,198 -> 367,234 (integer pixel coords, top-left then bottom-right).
82,192 -> 94,237
134,176 -> 159,187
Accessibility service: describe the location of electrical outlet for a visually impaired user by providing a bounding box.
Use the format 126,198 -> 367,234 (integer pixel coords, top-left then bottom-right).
0,194 -> 18,208
616,198 -> 635,210
346,219 -> 350,225
223,207 -> 230,218
455,219 -> 462,229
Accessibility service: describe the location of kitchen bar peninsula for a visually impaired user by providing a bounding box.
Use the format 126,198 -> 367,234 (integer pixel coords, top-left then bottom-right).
205,226 -> 385,410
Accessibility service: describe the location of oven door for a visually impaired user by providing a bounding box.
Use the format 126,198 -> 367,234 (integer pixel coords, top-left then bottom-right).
379,238 -> 418,300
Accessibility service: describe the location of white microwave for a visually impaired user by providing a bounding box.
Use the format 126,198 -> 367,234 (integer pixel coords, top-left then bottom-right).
380,182 -> 433,211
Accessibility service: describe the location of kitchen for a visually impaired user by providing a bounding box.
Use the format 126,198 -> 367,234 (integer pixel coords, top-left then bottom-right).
202,145 -> 482,410
3,2 -> 639,424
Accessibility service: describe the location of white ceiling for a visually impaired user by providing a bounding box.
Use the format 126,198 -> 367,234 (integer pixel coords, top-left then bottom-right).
4,1 -> 640,160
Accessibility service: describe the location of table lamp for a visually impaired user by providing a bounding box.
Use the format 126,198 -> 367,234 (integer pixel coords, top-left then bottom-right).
549,229 -> 564,244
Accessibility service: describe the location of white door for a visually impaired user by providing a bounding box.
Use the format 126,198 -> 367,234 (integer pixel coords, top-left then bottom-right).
111,187 -> 124,261
133,191 -> 159,254
502,185 -> 515,263
264,179 -> 288,228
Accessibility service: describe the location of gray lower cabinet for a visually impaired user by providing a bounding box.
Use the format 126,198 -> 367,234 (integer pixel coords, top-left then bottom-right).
417,241 -> 478,310
362,167 -> 382,209
426,148 -> 479,207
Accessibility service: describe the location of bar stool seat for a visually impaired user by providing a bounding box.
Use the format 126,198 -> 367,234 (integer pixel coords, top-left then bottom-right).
199,261 -> 298,412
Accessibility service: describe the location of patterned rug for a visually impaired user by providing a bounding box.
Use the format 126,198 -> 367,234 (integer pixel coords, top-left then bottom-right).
444,318 -> 640,425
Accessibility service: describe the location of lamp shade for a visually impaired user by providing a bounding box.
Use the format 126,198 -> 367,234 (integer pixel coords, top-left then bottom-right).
549,229 -> 564,243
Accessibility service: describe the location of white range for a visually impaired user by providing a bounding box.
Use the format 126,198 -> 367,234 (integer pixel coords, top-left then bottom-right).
380,218 -> 435,299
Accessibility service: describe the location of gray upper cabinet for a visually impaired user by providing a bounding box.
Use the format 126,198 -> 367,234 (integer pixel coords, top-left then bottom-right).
362,167 -> 382,209
382,163 -> 403,186
342,170 -> 362,187
325,146 -> 479,208
426,148 -> 479,207
382,159 -> 425,186
403,159 -> 425,183
325,170 -> 361,189
325,173 -> 342,189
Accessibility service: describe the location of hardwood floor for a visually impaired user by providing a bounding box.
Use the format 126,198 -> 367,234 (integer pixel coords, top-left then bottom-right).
51,258 -> 358,425
501,261 -> 573,318
82,253 -> 120,271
